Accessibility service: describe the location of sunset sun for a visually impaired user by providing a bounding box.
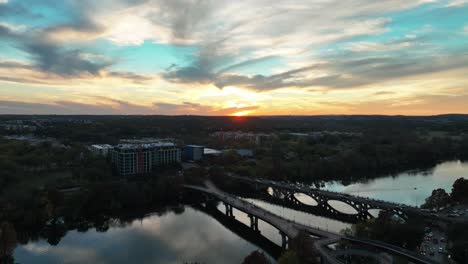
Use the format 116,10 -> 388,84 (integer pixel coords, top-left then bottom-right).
231,110 -> 252,117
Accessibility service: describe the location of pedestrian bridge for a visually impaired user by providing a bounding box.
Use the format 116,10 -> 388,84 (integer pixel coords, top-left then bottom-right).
228,175 -> 452,223
185,181 -> 438,264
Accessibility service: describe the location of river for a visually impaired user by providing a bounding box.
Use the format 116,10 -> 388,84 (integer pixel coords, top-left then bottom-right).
322,160 -> 468,206
13,161 -> 468,263
13,207 -> 273,264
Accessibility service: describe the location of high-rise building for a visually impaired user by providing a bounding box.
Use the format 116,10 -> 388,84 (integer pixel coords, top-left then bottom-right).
111,142 -> 181,176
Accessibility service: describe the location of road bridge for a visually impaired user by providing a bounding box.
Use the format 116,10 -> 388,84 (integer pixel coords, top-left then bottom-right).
185,181 -> 438,264
228,175 -> 460,223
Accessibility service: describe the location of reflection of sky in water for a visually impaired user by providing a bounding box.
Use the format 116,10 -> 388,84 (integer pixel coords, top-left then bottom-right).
15,162 -> 466,263
323,161 -> 468,206
14,208 -> 269,264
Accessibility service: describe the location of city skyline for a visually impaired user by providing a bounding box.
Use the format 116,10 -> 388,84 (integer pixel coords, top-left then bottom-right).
1,0 -> 468,116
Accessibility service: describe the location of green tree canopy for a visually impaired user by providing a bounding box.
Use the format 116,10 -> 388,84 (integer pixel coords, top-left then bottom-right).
451,178 -> 468,203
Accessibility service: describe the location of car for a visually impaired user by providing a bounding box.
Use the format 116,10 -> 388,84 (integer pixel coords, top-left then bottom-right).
440,237 -> 446,242
433,238 -> 438,244
438,247 -> 444,253
430,213 -> 438,217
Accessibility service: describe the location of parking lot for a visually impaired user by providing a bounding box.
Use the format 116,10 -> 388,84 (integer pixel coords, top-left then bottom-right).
439,204 -> 468,220
419,226 -> 449,263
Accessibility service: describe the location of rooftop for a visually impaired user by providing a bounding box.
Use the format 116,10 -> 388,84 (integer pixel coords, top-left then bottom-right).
91,144 -> 113,149
186,145 -> 204,148
115,142 -> 176,150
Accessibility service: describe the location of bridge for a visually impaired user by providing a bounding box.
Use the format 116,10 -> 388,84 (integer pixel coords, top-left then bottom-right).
185,181 -> 438,264
228,175 -> 459,223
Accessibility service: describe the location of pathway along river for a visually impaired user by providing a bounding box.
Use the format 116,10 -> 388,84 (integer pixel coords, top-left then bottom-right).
13,160 -> 468,264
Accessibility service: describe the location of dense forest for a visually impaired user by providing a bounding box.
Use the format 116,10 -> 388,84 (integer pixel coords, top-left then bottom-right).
2,115 -> 468,263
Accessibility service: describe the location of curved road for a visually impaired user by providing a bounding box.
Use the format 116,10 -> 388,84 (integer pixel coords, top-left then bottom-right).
185,181 -> 438,264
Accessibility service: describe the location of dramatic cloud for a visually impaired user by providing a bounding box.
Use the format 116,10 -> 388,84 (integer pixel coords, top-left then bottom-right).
1,0 -> 468,115
0,99 -> 258,115
0,24 -> 110,77
153,101 -> 259,115
0,99 -> 153,115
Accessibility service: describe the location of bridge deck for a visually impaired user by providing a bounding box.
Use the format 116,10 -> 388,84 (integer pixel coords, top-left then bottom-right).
185,181 -> 438,264
229,175 -> 464,223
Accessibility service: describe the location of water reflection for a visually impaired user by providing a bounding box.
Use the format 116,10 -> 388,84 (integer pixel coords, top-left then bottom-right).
327,200 -> 358,215
216,203 -> 283,246
293,193 -> 318,206
323,161 -> 468,206
14,207 -> 269,264
368,209 -> 382,218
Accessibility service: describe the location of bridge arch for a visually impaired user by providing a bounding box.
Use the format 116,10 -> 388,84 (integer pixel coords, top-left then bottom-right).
267,187 -> 285,199
326,200 -> 359,215
293,192 -> 318,206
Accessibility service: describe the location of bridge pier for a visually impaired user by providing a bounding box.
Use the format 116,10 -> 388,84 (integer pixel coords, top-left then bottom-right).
249,214 -> 259,232
279,231 -> 289,250
224,202 -> 234,218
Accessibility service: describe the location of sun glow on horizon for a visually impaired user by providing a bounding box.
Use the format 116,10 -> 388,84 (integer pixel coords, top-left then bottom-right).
230,110 -> 253,117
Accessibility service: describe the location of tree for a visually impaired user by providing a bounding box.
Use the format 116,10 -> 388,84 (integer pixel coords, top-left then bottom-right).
278,251 -> 300,264
352,211 -> 424,250
450,241 -> 468,263
422,188 -> 450,210
447,223 -> 468,263
45,189 -> 65,221
242,250 -> 271,264
0,222 -> 17,263
451,178 -> 468,203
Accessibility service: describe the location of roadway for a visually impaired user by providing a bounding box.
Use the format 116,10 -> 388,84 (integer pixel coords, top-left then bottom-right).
185,181 -> 438,264
186,181 -> 342,264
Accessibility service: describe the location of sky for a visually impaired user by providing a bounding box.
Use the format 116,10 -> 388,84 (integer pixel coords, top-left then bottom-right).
1,0 -> 468,116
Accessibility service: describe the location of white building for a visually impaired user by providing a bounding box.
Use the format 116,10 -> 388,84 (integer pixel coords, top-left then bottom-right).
90,144 -> 113,156
111,142 -> 181,176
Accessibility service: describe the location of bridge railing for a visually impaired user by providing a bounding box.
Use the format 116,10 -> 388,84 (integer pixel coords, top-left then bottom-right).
343,235 -> 437,264
231,175 -> 421,210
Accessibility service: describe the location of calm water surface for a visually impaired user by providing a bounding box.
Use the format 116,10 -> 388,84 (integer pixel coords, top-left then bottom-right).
13,161 -> 468,263
14,207 -> 271,264
323,160 -> 468,206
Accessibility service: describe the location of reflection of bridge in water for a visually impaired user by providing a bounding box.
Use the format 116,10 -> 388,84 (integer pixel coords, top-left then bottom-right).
185,181 -> 438,264
192,203 -> 283,259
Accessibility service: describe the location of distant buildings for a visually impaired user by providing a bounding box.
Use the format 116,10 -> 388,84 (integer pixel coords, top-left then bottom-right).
90,144 -> 113,156
184,145 -> 205,161
3,135 -> 65,148
231,149 -> 254,158
287,131 -> 363,139
210,131 -> 274,145
204,148 -> 222,156
0,123 -> 37,132
110,141 -> 181,176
